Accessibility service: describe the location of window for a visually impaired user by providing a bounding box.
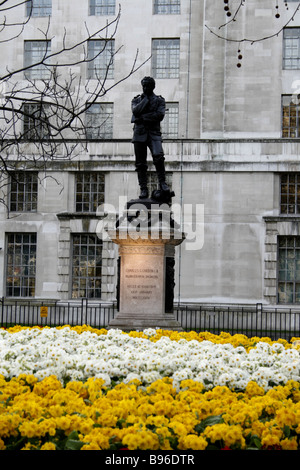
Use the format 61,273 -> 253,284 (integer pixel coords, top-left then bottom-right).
24,41 -> 51,80
6,233 -> 36,297
278,236 -> 300,303
162,102 -> 179,138
280,173 -> 300,215
26,0 -> 52,17
9,172 -> 38,212
89,0 -> 115,15
152,39 -> 180,78
282,95 -> 300,138
71,234 -> 102,298
23,102 -> 50,140
75,172 -> 105,212
283,28 -> 300,69
153,0 -> 180,14
86,103 -> 113,139
87,40 -> 114,79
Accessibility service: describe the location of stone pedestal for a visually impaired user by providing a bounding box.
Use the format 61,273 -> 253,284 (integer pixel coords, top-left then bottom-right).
107,198 -> 185,331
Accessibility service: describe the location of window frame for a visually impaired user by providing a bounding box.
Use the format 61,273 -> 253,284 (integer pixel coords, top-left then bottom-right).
282,94 -> 300,138
283,27 -> 300,70
22,102 -> 51,140
153,0 -> 180,15
75,172 -> 105,213
280,173 -> 300,215
24,40 -> 51,80
89,0 -> 116,16
9,172 -> 38,213
278,235 -> 300,304
162,102 -> 179,138
26,0 -> 52,17
87,39 -> 115,80
71,233 -> 103,299
151,38 -> 180,79
85,103 -> 114,139
5,233 -> 37,298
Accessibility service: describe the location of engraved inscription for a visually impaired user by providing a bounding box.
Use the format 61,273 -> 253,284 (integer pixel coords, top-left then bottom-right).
125,267 -> 159,301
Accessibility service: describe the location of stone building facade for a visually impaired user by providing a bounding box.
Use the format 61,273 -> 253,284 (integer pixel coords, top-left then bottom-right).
0,0 -> 300,307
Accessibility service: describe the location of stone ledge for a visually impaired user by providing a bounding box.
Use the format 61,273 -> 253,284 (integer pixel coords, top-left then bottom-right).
263,216 -> 300,222
107,313 -> 183,332
57,212 -> 100,220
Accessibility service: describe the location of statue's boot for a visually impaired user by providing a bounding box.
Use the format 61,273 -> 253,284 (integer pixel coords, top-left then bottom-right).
137,170 -> 149,199
154,159 -> 170,193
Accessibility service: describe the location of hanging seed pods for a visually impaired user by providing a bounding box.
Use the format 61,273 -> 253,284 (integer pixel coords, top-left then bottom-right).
224,0 -> 231,17
237,48 -> 243,68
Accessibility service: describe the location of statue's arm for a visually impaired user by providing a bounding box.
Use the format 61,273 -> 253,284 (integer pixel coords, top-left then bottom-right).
131,95 -> 149,117
142,99 -> 165,123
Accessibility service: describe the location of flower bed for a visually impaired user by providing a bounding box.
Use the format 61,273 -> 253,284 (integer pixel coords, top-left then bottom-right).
0,325 -> 300,450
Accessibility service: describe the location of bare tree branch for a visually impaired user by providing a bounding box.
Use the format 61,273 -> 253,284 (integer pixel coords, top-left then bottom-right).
205,1 -> 300,45
0,2 -> 150,207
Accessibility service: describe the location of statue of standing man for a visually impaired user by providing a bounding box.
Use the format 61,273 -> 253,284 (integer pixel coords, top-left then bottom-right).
131,77 -> 171,199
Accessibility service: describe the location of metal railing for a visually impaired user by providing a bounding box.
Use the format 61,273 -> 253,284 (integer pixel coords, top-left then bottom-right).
0,298 -> 116,330
1,297 -> 300,341
174,304 -> 300,341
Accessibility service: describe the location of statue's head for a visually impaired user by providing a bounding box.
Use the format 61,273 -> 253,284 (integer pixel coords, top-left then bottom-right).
141,76 -> 155,94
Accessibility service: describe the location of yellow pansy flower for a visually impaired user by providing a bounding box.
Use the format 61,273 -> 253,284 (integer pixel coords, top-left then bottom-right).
40,442 -> 56,450
178,433 -> 208,450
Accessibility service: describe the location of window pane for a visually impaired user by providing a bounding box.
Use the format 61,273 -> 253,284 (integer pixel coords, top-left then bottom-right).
161,102 -> 179,138
24,41 -> 51,79
278,236 -> 300,304
89,0 -> 115,15
87,40 -> 114,79
72,234 -> 102,298
282,95 -> 300,138
280,173 -> 300,214
6,233 -> 36,297
152,39 -> 180,78
10,172 -> 38,212
86,103 -> 113,139
27,0 -> 52,17
153,0 -> 180,14
75,172 -> 105,212
283,28 -> 300,69
23,102 -> 50,140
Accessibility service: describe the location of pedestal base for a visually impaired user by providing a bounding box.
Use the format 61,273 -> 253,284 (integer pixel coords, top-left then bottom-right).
108,312 -> 183,332
106,197 -> 185,332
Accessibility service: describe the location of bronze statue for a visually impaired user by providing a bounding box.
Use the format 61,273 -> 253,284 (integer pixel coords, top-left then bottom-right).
131,76 -> 170,199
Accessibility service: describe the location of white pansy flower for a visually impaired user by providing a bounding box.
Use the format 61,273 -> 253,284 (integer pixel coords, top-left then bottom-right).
217,373 -> 233,386
270,343 -> 285,354
140,371 -> 161,384
143,328 -> 157,336
195,371 -> 213,384
172,368 -> 194,382
0,327 -> 299,392
123,373 -> 141,383
280,348 -> 299,362
69,370 -> 85,381
94,373 -> 111,386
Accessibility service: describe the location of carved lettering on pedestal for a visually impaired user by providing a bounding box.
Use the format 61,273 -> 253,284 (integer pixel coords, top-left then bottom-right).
125,267 -> 159,301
